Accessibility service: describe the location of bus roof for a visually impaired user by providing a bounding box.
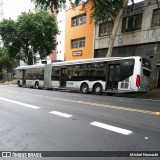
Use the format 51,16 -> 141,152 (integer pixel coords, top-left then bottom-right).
51,56 -> 141,66
15,56 -> 142,69
15,64 -> 45,70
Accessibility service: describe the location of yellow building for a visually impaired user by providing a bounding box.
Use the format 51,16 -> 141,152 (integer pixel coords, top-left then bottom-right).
65,3 -> 94,61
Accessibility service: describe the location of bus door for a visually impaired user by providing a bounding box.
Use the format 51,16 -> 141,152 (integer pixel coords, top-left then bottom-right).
107,64 -> 120,90
22,69 -> 26,86
60,68 -> 67,87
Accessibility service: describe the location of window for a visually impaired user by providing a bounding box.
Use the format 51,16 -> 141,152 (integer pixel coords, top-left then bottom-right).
26,74 -> 38,80
99,21 -> 113,36
72,14 -> 86,27
120,59 -> 135,81
151,8 -> 160,27
72,38 -> 85,48
41,61 -> 47,64
122,13 -> 143,32
52,67 -> 60,80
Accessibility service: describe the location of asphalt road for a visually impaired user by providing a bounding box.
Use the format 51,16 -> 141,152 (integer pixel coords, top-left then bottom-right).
0,84 -> 160,160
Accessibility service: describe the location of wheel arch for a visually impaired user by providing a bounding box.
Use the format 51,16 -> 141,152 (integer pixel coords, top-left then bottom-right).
80,82 -> 89,91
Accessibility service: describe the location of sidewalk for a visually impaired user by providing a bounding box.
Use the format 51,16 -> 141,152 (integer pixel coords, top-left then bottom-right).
0,81 -> 11,85
116,89 -> 160,99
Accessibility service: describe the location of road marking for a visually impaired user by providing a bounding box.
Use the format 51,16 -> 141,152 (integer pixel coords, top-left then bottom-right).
52,97 -> 158,115
1,89 -> 160,116
90,121 -> 133,135
49,111 -> 73,118
0,97 -> 40,109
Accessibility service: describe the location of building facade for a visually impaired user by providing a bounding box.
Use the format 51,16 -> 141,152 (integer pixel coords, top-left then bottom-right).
56,2 -> 71,61
94,0 -> 160,88
65,3 -> 94,61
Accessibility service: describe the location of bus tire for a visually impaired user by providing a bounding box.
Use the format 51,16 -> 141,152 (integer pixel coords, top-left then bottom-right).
17,81 -> 21,87
35,81 -> 39,89
93,84 -> 103,95
81,83 -> 89,94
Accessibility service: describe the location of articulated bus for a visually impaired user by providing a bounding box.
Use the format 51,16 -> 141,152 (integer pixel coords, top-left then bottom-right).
13,56 -> 151,95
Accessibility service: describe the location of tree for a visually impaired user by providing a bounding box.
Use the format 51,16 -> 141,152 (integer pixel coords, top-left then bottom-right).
0,47 -> 14,80
0,19 -> 21,59
0,11 -> 58,65
33,0 -> 134,57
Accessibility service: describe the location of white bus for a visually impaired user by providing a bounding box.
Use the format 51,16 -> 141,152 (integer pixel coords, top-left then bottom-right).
13,56 -> 151,95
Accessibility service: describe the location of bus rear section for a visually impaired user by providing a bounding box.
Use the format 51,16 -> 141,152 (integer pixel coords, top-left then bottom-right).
50,57 -> 152,94
118,57 -> 151,93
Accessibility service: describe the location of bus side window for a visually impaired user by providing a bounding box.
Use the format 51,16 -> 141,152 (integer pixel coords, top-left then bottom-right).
38,74 -> 44,80
120,60 -> 134,81
67,66 -> 74,79
52,67 -> 60,80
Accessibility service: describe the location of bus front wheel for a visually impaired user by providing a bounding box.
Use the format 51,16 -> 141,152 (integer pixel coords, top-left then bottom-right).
35,82 -> 39,89
81,83 -> 89,94
17,81 -> 21,87
93,84 -> 102,95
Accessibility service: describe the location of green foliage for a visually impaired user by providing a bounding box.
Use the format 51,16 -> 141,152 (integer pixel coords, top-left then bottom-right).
0,47 -> 14,80
32,0 -> 67,12
16,11 -> 58,64
90,0 -> 123,22
0,19 -> 21,59
0,48 -> 12,68
33,0 -> 128,21
0,11 -> 58,65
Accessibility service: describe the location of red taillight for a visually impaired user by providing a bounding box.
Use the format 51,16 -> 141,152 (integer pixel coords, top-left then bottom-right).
136,75 -> 140,88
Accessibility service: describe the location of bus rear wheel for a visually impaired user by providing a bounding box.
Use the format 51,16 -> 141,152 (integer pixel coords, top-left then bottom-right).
81,83 -> 89,94
35,82 -> 39,89
93,84 -> 102,95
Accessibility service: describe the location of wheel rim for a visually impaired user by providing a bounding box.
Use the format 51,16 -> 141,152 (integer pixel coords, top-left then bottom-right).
95,86 -> 100,93
82,85 -> 88,93
82,87 -> 87,93
94,84 -> 102,94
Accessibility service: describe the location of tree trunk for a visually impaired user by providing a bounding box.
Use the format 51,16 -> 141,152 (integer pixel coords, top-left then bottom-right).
107,0 -> 128,57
